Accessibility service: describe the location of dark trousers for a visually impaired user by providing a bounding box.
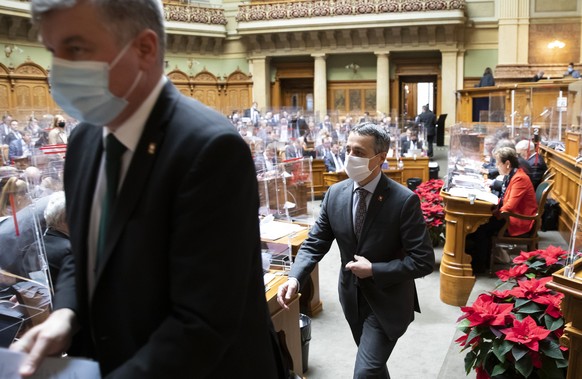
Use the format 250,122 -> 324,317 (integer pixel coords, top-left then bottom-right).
349,290 -> 398,379
466,216 -> 505,272
427,134 -> 435,157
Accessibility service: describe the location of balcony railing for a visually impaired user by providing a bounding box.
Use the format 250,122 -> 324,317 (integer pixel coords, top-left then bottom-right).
5,0 -> 228,26
164,0 -> 227,25
236,0 -> 465,22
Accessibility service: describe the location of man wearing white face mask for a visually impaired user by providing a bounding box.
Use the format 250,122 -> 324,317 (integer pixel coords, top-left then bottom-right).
12,1 -> 287,378
278,123 -> 435,379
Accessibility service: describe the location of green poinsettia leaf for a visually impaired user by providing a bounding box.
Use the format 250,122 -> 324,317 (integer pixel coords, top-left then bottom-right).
530,260 -> 546,268
491,362 -> 508,376
515,298 -> 531,308
540,356 -> 567,379
466,327 -> 481,346
539,340 -> 565,360
525,273 -> 536,279
556,358 -> 569,369
515,353 -> 534,377
517,302 -> 543,314
543,314 -> 564,331
464,350 -> 477,375
492,339 -> 512,362
512,344 -> 529,361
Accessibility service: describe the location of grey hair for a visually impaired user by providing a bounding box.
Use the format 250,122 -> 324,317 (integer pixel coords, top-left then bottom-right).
494,146 -> 519,168
349,123 -> 391,154
44,191 -> 67,229
31,0 -> 166,63
515,139 -> 534,152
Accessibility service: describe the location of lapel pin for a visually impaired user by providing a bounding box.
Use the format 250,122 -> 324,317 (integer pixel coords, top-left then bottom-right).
378,195 -> 383,202
148,143 -> 156,155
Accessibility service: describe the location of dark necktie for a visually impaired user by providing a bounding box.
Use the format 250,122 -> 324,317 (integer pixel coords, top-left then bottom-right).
354,188 -> 369,240
96,134 -> 126,266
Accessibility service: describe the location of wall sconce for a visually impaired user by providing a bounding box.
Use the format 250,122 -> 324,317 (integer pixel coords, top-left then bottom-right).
547,39 -> 565,49
187,58 -> 200,70
4,44 -> 23,58
345,63 -> 360,74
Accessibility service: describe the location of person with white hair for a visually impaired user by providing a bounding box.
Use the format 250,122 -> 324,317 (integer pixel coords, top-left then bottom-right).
515,139 -> 547,189
40,191 -> 73,287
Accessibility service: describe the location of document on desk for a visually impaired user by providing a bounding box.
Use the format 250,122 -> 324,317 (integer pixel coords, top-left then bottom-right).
0,348 -> 101,378
448,187 -> 499,205
260,220 -> 306,241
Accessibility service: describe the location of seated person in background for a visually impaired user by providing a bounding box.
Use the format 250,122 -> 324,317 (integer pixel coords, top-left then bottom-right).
315,137 -> 332,159
284,139 -> 303,159
40,191 -> 73,287
565,62 -> 581,79
515,140 -> 547,189
476,67 -> 495,87
254,143 -> 278,173
531,70 -> 545,82
401,131 -> 422,155
0,177 -> 30,217
324,142 -> 345,172
466,147 -> 537,273
8,131 -> 33,162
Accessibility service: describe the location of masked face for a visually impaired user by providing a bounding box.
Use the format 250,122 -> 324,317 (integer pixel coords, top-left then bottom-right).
49,41 -> 142,126
344,155 -> 378,183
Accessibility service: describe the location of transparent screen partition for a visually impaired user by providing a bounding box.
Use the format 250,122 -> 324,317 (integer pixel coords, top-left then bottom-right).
0,168 -> 58,347
257,158 -> 315,224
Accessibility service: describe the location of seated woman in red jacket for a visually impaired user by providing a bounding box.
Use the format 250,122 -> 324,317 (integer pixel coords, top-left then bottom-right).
466,146 -> 537,273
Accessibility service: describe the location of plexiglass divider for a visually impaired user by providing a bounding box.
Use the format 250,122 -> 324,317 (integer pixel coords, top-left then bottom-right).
0,159 -> 63,347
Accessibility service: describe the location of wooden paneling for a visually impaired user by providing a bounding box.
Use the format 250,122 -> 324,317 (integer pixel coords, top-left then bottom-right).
540,145 -> 581,243
327,81 -> 376,117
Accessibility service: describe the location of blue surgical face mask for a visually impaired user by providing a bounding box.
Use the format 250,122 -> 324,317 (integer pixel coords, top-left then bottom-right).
49,41 -> 143,126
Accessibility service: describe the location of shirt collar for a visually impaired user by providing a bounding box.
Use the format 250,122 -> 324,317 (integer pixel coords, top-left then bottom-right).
103,76 -> 167,150
353,171 -> 382,194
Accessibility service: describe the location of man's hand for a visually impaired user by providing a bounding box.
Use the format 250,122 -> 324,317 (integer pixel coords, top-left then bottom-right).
276,279 -> 298,310
346,255 -> 373,279
10,308 -> 78,377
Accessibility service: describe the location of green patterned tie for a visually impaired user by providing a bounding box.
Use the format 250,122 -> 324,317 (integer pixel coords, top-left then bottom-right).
96,134 -> 126,266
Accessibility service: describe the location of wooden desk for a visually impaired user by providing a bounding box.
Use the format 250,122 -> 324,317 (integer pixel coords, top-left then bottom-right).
323,168 -> 404,188
386,157 -> 429,183
266,275 -> 303,374
439,191 -> 492,306
270,228 -> 323,316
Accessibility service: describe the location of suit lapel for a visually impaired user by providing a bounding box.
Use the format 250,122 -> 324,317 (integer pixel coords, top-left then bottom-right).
95,82 -> 178,282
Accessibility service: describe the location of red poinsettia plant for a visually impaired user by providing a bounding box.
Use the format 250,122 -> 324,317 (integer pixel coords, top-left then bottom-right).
456,246 -> 569,379
414,179 -> 445,245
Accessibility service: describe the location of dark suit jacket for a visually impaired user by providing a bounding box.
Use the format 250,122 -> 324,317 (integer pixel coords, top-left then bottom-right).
43,229 -> 74,289
323,151 -> 345,172
289,174 -> 434,340
62,82 -> 283,378
8,139 -> 25,160
417,110 -> 437,136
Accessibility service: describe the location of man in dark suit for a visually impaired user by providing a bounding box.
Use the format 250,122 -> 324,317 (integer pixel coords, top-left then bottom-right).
324,142 -> 345,172
417,105 -> 437,157
13,1 -> 285,378
8,131 -> 32,161
401,131 -> 422,156
278,123 -> 434,378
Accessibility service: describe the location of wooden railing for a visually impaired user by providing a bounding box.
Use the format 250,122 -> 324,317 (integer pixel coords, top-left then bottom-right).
236,0 -> 465,22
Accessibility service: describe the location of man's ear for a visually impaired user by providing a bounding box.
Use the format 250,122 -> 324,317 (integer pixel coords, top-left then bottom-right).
135,29 -> 159,70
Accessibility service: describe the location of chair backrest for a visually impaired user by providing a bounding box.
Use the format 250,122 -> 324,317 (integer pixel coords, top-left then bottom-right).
542,169 -> 555,182
535,179 -> 553,206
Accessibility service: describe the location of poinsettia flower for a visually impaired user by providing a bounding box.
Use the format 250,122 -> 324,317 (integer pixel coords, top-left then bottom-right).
461,294 -> 514,327
475,366 -> 490,379
513,250 -> 542,264
534,292 -> 564,318
508,277 -> 553,300
501,316 -> 550,351
490,290 -> 512,299
539,245 -> 568,265
496,264 -> 528,281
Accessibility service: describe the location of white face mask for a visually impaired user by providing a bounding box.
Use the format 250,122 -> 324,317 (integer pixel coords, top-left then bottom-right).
49,41 -> 143,126
344,154 -> 379,183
